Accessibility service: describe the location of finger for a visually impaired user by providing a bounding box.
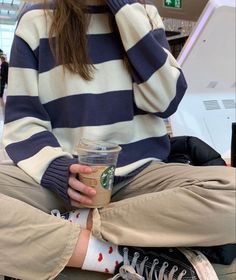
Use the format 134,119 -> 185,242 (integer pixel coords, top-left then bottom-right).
69,163 -> 93,174
70,199 -> 83,208
70,199 -> 81,208
68,187 -> 93,205
70,199 -> 92,209
68,176 -> 96,196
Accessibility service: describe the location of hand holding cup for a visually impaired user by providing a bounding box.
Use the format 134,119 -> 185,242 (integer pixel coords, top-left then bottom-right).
68,163 -> 97,207
76,138 -> 122,208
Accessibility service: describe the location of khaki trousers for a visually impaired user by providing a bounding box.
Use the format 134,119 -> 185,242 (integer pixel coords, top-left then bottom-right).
0,162 -> 235,280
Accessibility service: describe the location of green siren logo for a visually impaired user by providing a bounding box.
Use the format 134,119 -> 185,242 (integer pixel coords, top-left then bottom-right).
100,166 -> 115,189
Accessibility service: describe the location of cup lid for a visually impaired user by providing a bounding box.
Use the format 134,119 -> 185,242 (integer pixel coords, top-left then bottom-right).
77,138 -> 122,153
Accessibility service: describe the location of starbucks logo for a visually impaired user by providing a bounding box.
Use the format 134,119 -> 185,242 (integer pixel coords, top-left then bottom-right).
100,166 -> 115,189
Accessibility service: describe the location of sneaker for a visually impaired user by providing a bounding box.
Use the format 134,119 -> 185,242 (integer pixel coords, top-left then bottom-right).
109,246 -> 218,280
51,208 -> 90,228
51,209 -> 76,221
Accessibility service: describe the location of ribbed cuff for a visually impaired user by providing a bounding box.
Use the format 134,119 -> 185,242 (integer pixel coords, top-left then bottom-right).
106,0 -> 136,14
41,157 -> 77,204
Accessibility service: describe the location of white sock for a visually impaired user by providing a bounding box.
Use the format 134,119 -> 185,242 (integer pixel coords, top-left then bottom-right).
82,234 -> 123,274
51,208 -> 90,229
67,209 -> 90,228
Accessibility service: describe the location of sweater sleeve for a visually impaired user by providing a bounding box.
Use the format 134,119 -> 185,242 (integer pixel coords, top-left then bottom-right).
106,0 -> 188,118
3,10 -> 74,203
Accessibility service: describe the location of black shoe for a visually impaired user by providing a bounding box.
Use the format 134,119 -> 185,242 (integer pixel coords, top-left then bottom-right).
110,247 -> 218,280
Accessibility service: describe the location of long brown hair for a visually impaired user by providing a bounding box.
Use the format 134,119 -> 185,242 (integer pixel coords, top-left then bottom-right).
45,0 -> 147,80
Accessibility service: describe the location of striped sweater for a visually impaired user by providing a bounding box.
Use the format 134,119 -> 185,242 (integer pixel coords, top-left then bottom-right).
3,0 -> 187,202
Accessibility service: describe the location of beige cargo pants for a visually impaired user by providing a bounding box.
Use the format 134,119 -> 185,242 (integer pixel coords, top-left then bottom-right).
0,162 -> 235,280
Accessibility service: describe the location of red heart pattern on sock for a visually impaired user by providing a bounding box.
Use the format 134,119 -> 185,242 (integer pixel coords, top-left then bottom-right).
98,253 -> 103,262
82,236 -> 122,275
96,249 -> 120,273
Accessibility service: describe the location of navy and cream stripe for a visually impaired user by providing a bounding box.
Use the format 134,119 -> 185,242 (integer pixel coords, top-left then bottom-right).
3,0 -> 187,202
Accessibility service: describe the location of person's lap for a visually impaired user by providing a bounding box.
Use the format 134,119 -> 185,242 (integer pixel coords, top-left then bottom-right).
40,161 -> 236,279
0,163 -> 69,213
0,163 -> 235,279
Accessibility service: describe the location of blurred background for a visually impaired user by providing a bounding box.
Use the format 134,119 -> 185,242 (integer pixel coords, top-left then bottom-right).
0,0 -> 209,59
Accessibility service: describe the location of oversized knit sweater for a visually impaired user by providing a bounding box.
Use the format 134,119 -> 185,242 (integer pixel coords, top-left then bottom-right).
3,0 -> 187,203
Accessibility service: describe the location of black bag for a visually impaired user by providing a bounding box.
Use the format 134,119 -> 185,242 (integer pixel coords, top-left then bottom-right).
167,135 -> 226,166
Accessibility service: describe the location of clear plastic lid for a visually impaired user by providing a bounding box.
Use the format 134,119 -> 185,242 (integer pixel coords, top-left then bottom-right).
77,138 -> 122,153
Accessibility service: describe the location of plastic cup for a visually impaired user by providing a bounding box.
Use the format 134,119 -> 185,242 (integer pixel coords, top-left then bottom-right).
77,138 -> 122,208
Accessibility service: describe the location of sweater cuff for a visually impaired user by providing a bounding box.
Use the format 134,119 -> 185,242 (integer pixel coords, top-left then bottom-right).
41,157 -> 77,203
106,0 -> 136,14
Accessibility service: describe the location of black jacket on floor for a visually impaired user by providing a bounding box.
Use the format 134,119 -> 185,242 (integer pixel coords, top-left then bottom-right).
167,135 -> 226,166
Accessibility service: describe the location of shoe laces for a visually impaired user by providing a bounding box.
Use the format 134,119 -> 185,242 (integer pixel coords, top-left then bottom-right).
51,209 -> 62,218
110,247 -> 187,280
